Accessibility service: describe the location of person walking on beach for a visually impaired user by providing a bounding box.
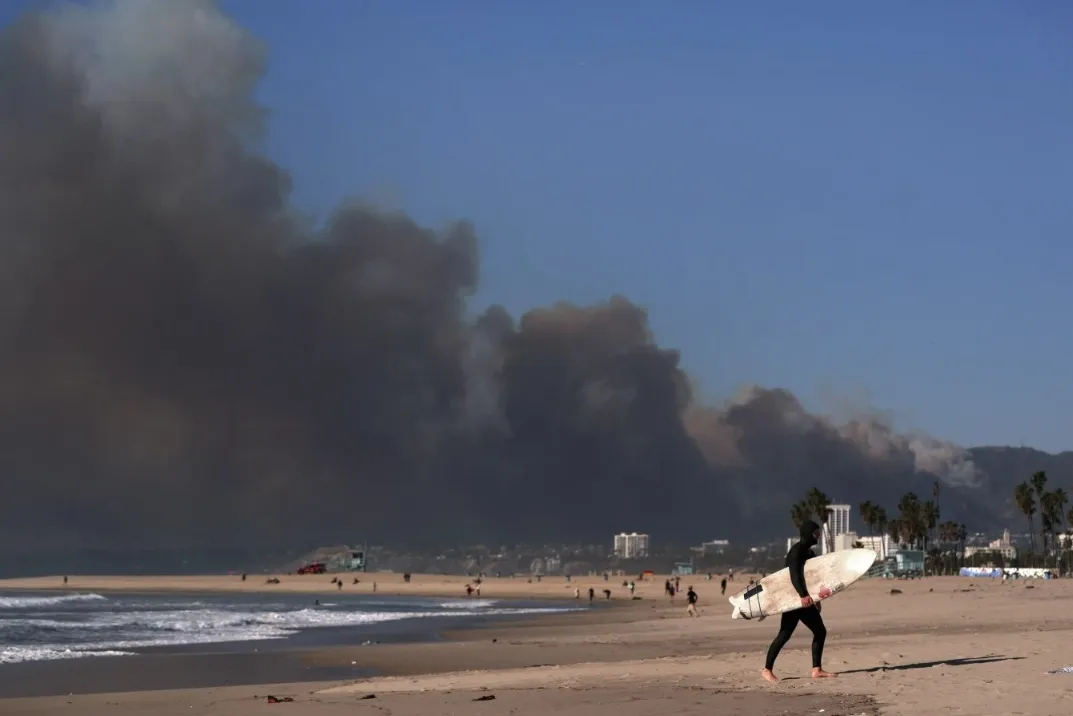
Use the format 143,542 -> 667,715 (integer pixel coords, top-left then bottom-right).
720,577 -> 727,595
686,586 -> 699,617
761,520 -> 835,683
588,587 -> 595,603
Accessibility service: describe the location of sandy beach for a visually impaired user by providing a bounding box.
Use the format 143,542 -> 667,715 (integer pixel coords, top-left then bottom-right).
0,571 -> 711,600
3,573 -> 1073,715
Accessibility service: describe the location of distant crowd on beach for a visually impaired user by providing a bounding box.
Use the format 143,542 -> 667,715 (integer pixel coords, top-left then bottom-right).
453,567 -> 762,620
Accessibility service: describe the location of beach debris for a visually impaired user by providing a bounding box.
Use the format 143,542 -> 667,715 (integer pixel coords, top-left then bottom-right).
265,695 -> 294,703
473,694 -> 496,701
889,589 -> 902,595
1048,666 -> 1073,674
359,694 -> 377,699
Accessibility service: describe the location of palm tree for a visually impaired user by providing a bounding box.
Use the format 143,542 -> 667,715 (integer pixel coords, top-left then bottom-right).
859,501 -> 878,544
937,521 -> 958,574
1042,488 -> 1069,570
956,523 -> 968,568
938,520 -> 958,545
897,492 -> 924,549
1041,492 -> 1057,566
1066,506 -> 1073,573
874,506 -> 888,554
806,488 -> 833,553
1014,481 -> 1037,555
1032,471 -> 1048,556
874,505 -> 888,534
932,479 -> 942,521
886,517 -> 904,548
922,500 -> 940,552
790,500 -> 812,530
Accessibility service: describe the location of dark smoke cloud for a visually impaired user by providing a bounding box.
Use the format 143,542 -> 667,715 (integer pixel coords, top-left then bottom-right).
0,0 -> 983,552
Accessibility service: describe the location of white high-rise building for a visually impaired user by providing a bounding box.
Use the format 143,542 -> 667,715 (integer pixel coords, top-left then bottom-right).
821,504 -> 852,554
613,532 -> 650,559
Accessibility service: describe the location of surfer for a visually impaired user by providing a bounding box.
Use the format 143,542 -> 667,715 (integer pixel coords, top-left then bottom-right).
761,519 -> 836,683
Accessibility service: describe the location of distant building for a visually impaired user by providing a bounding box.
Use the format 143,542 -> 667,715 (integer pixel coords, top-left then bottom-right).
833,532 -> 858,552
856,533 -> 890,560
700,539 -> 730,555
964,529 -> 1016,560
821,504 -> 852,554
613,532 -> 650,559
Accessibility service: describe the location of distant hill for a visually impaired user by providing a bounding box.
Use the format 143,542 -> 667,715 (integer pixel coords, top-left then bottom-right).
968,446 -> 1073,489
957,446 -> 1073,529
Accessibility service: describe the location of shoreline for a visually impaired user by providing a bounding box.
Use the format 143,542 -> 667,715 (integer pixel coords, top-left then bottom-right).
0,588 -> 623,698
7,576 -> 1071,715
0,599 -> 658,698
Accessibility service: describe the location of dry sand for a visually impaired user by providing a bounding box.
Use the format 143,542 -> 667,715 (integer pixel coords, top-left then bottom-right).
3,573 -> 1073,715
0,571 -> 724,600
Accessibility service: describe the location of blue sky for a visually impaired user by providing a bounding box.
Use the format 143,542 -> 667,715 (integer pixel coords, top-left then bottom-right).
7,1 -> 1073,452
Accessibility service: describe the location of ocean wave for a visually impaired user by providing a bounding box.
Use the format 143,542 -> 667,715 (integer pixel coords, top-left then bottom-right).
433,599 -> 499,609
3,605 -> 565,635
0,593 -> 107,609
0,646 -> 134,665
0,600 -> 576,663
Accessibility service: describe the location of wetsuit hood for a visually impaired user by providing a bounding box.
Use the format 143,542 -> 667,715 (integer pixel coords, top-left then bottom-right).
799,520 -> 821,548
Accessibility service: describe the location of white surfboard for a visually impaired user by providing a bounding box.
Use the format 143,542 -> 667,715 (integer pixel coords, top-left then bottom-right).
728,548 -> 877,620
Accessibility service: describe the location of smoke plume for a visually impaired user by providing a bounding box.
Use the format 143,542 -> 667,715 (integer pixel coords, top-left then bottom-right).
0,1 -> 983,551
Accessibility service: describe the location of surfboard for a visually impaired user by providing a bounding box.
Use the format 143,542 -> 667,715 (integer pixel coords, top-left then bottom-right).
728,548 -> 877,620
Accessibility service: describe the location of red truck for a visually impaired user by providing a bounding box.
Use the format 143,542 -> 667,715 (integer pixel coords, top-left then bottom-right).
296,562 -> 327,575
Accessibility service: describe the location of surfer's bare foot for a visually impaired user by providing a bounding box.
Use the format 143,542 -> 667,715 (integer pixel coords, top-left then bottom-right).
811,668 -> 836,679
761,669 -> 778,682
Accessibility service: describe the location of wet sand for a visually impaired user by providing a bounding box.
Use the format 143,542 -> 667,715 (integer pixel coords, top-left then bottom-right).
4,574 -> 1073,715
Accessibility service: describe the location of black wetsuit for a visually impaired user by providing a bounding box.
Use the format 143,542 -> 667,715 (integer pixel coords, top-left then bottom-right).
764,519 -> 827,671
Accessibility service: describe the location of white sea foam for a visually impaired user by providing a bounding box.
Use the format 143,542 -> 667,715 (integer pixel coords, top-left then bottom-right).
0,593 -> 107,609
0,602 -> 573,663
434,599 -> 499,609
0,646 -> 134,665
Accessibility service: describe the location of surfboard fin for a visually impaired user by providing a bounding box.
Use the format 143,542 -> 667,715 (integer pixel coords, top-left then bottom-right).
732,606 -> 765,622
